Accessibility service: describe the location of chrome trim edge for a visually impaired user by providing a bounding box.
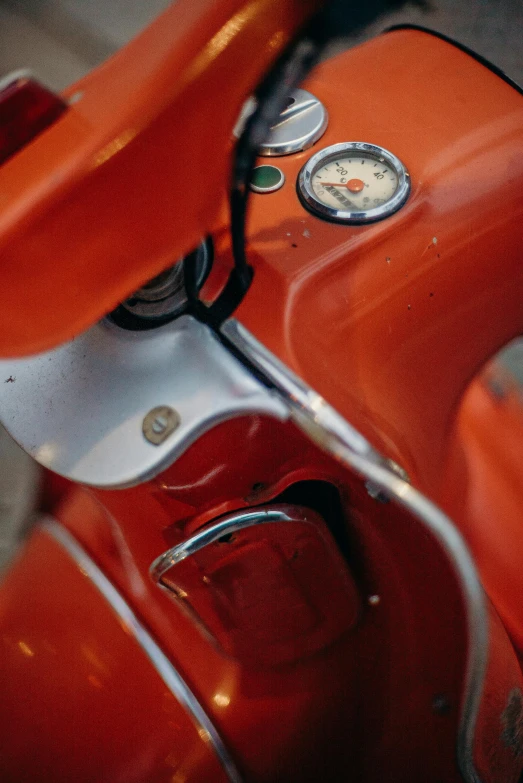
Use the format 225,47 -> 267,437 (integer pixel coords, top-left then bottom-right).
151,507 -> 295,582
221,318 -> 487,783
41,517 -> 243,783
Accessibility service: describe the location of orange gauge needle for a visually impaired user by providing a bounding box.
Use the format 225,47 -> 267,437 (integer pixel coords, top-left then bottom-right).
320,178 -> 365,193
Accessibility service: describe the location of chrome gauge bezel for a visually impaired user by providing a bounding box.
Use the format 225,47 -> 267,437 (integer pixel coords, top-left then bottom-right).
298,142 -> 410,224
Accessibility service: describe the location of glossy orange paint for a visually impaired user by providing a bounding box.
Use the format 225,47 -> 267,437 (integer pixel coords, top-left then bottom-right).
0,0 -> 321,357
0,527 -> 230,783
50,464 -> 363,783
158,505 -> 361,668
8,405 -> 523,779
233,29 -> 523,495
1,20 -> 522,783
442,362 -> 523,650
43,413 -> 485,782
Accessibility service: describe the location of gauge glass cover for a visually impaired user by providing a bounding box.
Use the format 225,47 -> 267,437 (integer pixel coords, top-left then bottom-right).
298,142 -> 410,223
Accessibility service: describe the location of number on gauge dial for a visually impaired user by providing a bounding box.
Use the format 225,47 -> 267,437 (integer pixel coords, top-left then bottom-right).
312,155 -> 398,210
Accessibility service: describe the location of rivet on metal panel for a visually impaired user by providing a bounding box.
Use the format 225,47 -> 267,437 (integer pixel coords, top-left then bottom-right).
142,406 -> 180,445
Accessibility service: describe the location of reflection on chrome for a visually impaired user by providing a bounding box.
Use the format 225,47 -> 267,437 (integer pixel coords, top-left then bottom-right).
41,517 -> 243,783
221,317 -> 488,783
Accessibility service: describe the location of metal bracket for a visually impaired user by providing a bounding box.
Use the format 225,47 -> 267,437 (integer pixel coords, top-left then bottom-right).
0,315 -> 287,488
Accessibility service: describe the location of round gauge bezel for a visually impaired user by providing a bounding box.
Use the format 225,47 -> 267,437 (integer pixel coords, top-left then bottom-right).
298,142 -> 410,224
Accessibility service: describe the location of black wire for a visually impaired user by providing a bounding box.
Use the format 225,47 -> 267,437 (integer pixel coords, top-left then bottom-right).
202,31 -> 323,327
189,0 -> 426,328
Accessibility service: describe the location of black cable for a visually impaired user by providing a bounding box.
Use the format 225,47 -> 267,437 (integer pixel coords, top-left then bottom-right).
190,0 -> 426,327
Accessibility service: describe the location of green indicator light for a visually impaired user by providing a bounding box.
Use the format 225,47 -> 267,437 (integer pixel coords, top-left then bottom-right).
252,166 -> 281,188
250,165 -> 284,193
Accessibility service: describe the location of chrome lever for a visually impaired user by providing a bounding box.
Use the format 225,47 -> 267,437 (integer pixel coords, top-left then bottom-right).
149,503 -> 360,667
150,506 -> 305,584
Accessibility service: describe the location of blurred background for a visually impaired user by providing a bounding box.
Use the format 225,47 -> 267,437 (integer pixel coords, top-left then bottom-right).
0,0 -> 522,89
0,0 -> 521,567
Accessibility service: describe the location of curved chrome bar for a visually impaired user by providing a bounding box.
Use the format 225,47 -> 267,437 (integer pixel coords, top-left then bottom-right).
222,320 -> 378,462
150,506 -> 301,583
221,318 -> 487,783
41,517 -> 243,783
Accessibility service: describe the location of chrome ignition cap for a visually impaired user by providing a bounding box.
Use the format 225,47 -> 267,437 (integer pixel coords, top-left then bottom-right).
259,88 -> 328,156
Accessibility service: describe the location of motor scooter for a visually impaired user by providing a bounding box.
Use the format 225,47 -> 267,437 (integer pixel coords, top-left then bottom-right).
0,1 -> 522,781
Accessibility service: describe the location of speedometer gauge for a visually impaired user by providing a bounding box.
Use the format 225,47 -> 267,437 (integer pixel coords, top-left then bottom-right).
298,142 -> 410,223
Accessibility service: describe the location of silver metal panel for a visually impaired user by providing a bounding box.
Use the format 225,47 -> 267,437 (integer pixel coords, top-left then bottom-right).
0,315 -> 287,488
221,318 -> 487,783
41,517 -> 243,783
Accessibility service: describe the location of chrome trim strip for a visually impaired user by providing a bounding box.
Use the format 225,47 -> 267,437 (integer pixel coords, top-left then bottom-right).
41,517 -> 243,783
151,507 -> 296,583
222,321 -> 377,461
221,318 -> 487,783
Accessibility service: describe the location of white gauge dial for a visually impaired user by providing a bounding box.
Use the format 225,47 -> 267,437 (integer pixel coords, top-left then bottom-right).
312,155 -> 398,210
298,142 -> 410,223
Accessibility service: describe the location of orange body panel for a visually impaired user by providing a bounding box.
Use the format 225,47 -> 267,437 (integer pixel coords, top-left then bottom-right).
53,432 -> 473,783
443,364 -> 523,649
33,399 -> 520,781
4,398 -> 523,781
234,29 -> 523,494
0,528 -> 229,783
0,0 -> 320,356
0,15 -> 523,783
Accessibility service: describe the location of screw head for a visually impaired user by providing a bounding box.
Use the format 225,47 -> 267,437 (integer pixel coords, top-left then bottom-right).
142,406 -> 180,445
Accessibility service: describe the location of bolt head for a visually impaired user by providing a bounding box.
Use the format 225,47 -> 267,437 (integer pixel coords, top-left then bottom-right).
142,406 -> 180,445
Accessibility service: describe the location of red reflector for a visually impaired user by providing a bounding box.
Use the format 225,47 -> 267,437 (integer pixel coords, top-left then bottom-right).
0,74 -> 67,166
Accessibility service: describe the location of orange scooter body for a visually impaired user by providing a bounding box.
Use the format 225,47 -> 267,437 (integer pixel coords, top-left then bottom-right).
0,4 -> 523,782
233,28 -> 523,495
443,362 -> 523,650
0,527 -> 231,783
0,0 -> 321,356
